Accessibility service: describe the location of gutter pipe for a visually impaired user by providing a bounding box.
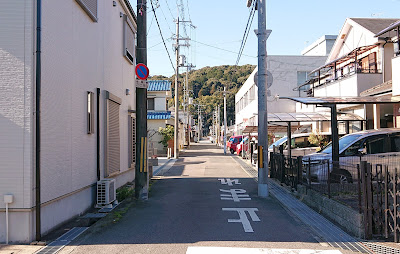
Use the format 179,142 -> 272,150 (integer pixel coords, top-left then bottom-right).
35,0 -> 42,241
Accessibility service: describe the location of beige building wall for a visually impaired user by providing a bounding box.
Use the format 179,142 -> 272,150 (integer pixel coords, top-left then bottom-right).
0,0 -> 137,243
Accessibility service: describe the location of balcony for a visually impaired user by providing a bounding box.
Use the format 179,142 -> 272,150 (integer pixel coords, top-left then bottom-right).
307,69 -> 382,97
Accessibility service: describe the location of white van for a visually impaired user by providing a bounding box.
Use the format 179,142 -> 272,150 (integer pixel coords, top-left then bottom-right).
303,128 -> 400,183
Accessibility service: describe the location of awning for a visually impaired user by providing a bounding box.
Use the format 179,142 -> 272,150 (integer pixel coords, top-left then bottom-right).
268,112 -> 364,122
242,124 -> 302,134
280,96 -> 400,105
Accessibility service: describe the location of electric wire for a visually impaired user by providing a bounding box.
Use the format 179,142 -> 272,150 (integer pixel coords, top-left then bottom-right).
235,0 -> 256,65
192,39 -> 256,58
147,14 -> 155,35
150,0 -> 176,72
159,3 -> 174,34
164,0 -> 175,20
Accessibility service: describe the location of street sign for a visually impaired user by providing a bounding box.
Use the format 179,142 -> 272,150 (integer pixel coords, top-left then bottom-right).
135,63 -> 149,80
136,79 -> 148,89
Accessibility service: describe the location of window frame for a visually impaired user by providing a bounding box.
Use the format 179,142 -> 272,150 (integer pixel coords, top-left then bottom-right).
123,14 -> 135,64
87,91 -> 94,134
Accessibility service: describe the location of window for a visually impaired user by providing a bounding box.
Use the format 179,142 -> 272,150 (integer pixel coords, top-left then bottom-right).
297,71 -> 309,91
105,91 -> 122,177
363,135 -> 387,154
147,98 -> 155,110
390,133 -> 400,152
87,91 -> 94,134
123,15 -> 135,64
75,0 -> 98,22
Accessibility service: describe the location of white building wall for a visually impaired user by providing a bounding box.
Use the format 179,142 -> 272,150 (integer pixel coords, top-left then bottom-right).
235,56 -> 326,131
0,0 -> 34,243
313,73 -> 383,97
0,0 -> 137,243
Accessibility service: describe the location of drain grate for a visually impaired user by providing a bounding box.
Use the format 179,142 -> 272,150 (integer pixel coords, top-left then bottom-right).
362,242 -> 400,254
35,227 -> 88,254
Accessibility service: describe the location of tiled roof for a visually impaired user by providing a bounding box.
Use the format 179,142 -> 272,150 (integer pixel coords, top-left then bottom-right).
147,111 -> 171,120
147,80 -> 171,91
350,18 -> 400,34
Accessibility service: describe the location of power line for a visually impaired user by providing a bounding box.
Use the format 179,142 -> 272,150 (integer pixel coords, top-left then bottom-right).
147,14 -> 155,35
150,0 -> 176,72
158,3 -> 174,34
186,0 -> 191,21
192,40 -> 256,58
235,1 -> 256,65
164,0 -> 175,20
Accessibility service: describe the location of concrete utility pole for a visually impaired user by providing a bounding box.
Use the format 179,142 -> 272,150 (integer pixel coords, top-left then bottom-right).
256,0 -> 269,197
223,87 -> 227,155
136,0 -> 149,200
174,16 -> 180,159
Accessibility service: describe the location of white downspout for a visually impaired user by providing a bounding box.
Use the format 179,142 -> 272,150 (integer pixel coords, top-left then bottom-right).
4,194 -> 13,244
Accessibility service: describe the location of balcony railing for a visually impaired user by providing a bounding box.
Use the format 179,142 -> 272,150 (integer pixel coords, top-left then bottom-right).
306,68 -> 382,97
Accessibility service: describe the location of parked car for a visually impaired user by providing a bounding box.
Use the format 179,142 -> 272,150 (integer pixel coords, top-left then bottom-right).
236,136 -> 250,155
268,133 -> 332,157
303,128 -> 400,183
227,135 -> 243,154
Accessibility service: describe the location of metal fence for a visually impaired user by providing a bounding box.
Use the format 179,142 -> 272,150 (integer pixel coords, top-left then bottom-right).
269,151 -> 400,242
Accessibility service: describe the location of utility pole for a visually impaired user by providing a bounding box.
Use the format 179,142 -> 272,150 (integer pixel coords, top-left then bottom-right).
255,0 -> 270,197
223,86 -> 228,155
174,15 -> 180,159
135,0 -> 149,200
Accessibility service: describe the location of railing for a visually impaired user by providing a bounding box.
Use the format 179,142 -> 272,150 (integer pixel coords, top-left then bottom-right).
306,68 -> 382,97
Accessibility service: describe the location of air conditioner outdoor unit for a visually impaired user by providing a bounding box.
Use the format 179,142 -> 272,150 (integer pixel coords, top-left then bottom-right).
97,179 -> 116,206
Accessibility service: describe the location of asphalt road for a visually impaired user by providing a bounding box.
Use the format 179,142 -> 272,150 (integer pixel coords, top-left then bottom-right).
60,142 -> 344,254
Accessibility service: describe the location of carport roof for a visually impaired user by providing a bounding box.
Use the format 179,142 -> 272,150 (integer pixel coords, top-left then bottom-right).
267,112 -> 364,122
280,96 -> 400,105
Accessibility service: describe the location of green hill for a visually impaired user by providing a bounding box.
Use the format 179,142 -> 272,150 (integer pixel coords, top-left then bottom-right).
149,64 -> 255,135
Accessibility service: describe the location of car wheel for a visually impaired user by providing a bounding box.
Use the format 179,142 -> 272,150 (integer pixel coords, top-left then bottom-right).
331,170 -> 353,184
230,149 -> 235,154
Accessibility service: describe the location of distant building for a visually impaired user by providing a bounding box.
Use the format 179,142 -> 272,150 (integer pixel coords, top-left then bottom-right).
0,0 -> 137,243
301,18 -> 400,131
301,35 -> 337,56
147,81 -> 172,155
235,36 -> 330,135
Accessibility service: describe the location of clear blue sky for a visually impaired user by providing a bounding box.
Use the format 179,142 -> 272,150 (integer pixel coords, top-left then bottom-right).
130,0 -> 400,77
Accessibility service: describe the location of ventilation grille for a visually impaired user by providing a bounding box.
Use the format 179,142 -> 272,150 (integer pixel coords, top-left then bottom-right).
107,100 -> 120,176
76,0 -> 98,22
97,179 -> 116,205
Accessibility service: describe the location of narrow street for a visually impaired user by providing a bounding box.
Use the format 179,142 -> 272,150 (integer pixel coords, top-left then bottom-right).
60,142 -> 344,254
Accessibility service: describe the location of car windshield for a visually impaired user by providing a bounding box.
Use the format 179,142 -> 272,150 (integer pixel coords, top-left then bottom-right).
269,136 -> 287,149
320,134 -> 362,154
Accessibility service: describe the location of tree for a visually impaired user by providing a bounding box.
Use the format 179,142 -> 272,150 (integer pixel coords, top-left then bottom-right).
158,125 -> 174,148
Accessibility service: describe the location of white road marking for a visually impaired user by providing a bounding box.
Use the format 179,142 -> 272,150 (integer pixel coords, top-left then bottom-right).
186,247 -> 342,254
222,208 -> 260,232
220,189 -> 251,202
218,178 -> 241,186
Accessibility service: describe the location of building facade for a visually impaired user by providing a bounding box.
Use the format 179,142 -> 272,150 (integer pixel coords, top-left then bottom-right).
0,0 -> 137,243
235,55 -> 327,135
147,80 -> 172,155
300,18 -> 400,131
